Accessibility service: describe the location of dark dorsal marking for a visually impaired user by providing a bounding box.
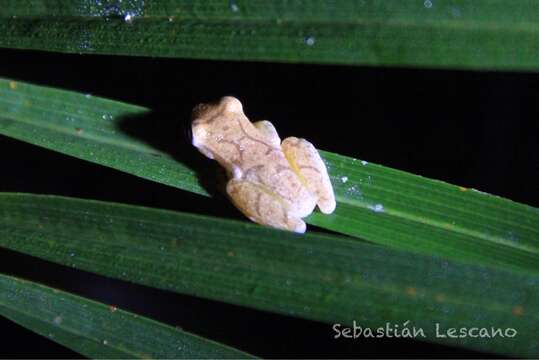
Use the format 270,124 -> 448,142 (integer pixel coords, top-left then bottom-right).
237,118 -> 281,154
298,164 -> 321,174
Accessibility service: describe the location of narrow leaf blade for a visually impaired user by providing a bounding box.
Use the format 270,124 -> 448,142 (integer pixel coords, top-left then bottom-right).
0,193 -> 538,357
0,273 -> 252,359
310,151 -> 539,273
2,1 -> 539,71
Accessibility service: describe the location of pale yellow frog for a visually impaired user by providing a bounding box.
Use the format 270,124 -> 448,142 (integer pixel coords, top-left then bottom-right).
191,96 -> 336,233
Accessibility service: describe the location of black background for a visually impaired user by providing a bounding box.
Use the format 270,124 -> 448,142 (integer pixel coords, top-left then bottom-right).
0,47 -> 537,358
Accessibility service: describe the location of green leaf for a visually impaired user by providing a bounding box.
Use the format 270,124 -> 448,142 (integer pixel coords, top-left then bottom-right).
309,152 -> 539,275
0,193 -> 538,357
0,273 -> 252,359
2,1 -> 539,71
1,78 -> 538,276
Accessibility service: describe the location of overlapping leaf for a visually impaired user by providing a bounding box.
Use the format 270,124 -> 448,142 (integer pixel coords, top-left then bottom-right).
2,1 -> 539,70
0,193 -> 538,357
0,273 -> 251,358
0,78 -> 537,276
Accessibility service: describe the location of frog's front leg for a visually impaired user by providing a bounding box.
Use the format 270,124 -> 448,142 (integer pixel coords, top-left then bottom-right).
281,137 -> 336,214
226,179 -> 307,233
252,120 -> 281,147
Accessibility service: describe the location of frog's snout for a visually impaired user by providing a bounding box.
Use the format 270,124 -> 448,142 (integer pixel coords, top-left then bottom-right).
190,102 -> 211,146
190,120 -> 208,148
182,108 -> 197,145
184,120 -> 193,144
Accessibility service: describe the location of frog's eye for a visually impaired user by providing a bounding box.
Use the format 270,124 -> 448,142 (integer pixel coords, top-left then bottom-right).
191,103 -> 210,118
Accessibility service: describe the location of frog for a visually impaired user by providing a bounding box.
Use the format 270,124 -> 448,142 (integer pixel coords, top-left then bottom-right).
190,96 -> 336,233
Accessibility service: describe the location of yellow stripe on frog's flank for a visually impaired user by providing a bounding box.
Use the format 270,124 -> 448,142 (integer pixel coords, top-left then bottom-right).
283,148 -> 310,190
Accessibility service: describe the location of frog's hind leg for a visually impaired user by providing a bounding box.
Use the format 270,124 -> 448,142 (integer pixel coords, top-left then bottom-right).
226,179 -> 306,233
281,137 -> 336,214
253,120 -> 281,147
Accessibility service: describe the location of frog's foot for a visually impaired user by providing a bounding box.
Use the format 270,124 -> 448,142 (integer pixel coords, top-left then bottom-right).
226,179 -> 307,233
281,137 -> 336,214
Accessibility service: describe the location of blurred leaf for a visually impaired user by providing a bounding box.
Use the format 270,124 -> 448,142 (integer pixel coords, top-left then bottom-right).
0,193 -> 538,357
0,78 -> 537,275
0,273 -> 251,359
1,1 -> 539,71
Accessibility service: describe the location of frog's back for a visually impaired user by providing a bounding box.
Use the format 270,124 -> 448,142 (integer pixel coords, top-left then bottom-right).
239,156 -> 317,218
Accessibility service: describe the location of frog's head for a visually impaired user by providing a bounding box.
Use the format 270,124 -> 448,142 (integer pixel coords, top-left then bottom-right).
190,96 -> 244,160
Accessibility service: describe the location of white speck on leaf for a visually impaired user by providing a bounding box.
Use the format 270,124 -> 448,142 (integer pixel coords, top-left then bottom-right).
346,185 -> 362,198
368,204 -> 384,213
304,36 -> 316,46
341,176 -> 348,183
361,160 -> 368,166
424,0 -> 433,8
229,0 -> 239,12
